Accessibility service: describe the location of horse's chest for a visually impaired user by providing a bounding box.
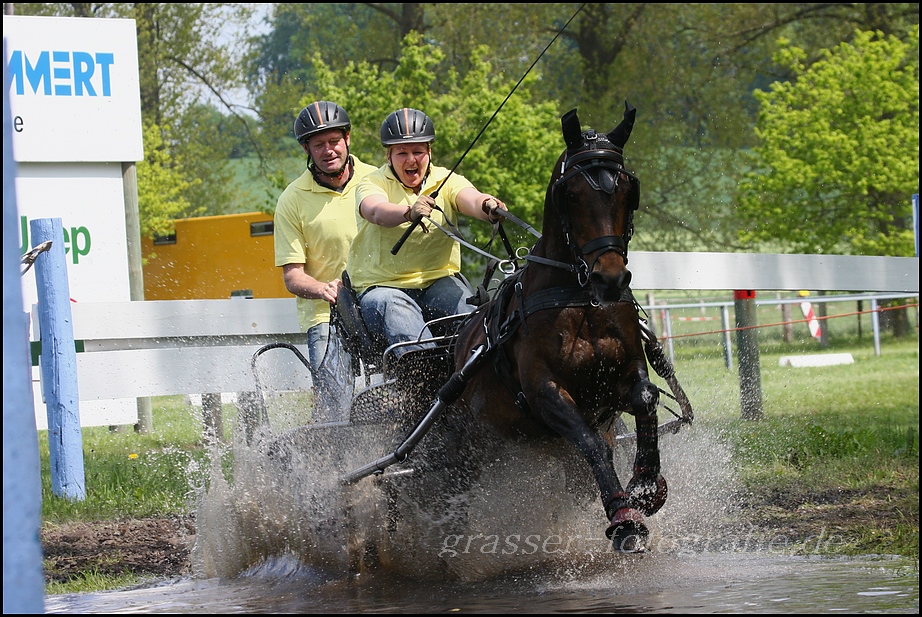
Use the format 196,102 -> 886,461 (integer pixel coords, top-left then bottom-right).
557,324 -> 630,373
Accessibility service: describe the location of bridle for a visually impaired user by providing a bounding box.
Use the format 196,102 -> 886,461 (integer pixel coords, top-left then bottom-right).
527,131 -> 640,287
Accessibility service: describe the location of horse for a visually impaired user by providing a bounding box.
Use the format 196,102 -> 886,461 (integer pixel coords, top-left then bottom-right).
448,102 -> 675,553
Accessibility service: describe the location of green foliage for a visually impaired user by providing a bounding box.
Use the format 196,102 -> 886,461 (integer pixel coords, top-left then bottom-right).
129,4 -> 257,224
136,122 -> 198,240
44,568 -> 142,596
737,26 -> 920,255
249,4 -> 403,91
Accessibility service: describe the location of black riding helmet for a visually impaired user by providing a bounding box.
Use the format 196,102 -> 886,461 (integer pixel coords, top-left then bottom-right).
380,108 -> 435,146
295,101 -> 353,181
294,101 -> 351,144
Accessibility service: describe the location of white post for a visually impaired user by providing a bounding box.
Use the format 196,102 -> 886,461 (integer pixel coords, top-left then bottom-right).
663,308 -> 675,364
721,304 -> 733,370
871,298 -> 882,357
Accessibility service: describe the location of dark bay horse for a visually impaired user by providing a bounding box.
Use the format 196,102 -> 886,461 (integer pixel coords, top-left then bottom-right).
449,103 -> 671,552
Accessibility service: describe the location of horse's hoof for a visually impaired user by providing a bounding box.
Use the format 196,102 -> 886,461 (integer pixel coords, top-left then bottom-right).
605,507 -> 649,553
627,473 -> 668,516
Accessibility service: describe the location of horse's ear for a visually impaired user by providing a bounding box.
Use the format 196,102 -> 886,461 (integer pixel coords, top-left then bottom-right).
561,109 -> 583,150
607,101 -> 637,149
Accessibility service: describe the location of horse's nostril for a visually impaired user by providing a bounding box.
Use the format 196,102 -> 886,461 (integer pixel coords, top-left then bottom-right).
590,269 -> 632,292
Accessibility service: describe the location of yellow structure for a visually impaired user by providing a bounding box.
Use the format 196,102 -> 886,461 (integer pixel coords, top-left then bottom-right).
141,212 -> 289,300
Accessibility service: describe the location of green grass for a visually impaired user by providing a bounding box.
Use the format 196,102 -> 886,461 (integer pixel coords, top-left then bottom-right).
44,568 -> 144,596
656,327 -> 918,559
39,396 -> 234,524
45,570 -> 143,595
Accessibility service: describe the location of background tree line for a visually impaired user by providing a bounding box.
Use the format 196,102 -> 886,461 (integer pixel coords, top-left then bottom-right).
9,3 -> 919,260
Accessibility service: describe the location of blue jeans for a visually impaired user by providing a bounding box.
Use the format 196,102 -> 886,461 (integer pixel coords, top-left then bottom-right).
359,275 -> 473,356
306,321 -> 330,368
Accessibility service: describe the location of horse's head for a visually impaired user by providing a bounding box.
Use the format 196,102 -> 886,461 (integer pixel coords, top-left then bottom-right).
546,102 -> 640,303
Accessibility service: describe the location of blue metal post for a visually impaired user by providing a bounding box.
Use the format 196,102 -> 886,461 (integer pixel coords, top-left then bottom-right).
3,37 -> 45,613
32,218 -> 86,500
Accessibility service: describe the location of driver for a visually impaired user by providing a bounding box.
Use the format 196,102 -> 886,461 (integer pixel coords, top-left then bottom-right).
346,107 -> 508,357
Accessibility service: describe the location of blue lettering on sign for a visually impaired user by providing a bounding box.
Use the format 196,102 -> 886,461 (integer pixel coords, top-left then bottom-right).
7,50 -> 115,97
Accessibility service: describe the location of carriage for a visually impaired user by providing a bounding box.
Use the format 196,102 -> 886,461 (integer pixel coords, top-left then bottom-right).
248,104 -> 694,555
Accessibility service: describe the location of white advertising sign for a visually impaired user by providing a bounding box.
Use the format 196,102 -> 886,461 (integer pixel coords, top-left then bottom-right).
4,15 -> 143,162
5,15 -> 143,428
17,162 -> 132,308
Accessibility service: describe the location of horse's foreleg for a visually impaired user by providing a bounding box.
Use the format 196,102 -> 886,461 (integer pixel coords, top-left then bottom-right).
567,428 -> 650,553
626,379 -> 667,516
533,393 -> 648,553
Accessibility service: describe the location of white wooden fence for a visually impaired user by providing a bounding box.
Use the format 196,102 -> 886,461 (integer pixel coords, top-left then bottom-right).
30,298 -> 311,429
29,251 -> 919,429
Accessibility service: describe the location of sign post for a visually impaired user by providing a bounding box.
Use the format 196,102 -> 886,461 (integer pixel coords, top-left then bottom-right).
3,35 -> 45,614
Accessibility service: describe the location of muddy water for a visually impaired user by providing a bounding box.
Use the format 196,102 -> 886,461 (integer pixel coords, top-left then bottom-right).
46,416 -> 920,613
43,553 -> 919,613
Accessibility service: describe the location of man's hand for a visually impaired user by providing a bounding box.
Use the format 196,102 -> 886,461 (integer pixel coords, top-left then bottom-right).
317,279 -> 342,304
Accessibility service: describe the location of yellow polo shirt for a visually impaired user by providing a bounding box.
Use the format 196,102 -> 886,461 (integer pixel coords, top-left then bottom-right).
274,156 -> 376,330
348,164 -> 474,293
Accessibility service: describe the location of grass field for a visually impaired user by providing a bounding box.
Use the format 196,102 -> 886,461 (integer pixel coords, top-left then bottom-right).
36,311 -> 918,592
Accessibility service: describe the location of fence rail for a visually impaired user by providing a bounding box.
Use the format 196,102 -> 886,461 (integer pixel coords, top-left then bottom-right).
30,298 -> 312,429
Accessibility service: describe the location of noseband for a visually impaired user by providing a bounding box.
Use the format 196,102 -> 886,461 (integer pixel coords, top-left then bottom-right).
548,129 -> 640,285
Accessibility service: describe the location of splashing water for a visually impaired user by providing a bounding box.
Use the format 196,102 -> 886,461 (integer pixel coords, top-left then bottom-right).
191,386 -> 743,584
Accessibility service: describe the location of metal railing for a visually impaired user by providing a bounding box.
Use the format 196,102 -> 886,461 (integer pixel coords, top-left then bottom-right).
639,292 -> 920,369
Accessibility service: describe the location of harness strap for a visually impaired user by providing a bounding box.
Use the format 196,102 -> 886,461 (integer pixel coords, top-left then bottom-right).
514,282 -> 528,335
523,252 -> 583,274
580,234 -> 627,258
522,286 -> 596,314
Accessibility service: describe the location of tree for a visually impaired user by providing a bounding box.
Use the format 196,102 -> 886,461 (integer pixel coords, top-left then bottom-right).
736,26 -> 919,256
136,121 -> 197,242
128,3 -> 258,218
12,3 -> 259,226
245,4 -> 919,253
